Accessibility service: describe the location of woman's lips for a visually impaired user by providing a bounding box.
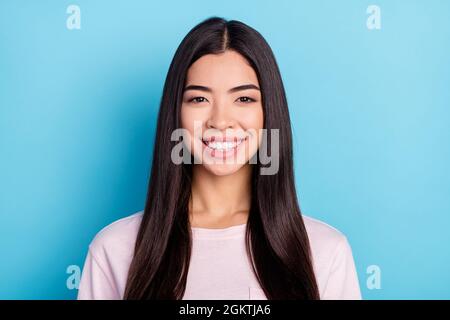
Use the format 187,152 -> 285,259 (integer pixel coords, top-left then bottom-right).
201,136 -> 248,159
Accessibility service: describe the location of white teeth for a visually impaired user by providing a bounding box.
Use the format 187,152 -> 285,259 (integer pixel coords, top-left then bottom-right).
203,139 -> 244,151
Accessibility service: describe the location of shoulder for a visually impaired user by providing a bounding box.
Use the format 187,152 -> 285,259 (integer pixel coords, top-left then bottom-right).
302,214 -> 347,245
302,214 -> 362,299
78,211 -> 144,299
88,210 -> 144,257
301,214 -> 352,266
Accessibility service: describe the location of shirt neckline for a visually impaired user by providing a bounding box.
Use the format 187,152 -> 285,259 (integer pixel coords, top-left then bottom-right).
190,223 -> 247,239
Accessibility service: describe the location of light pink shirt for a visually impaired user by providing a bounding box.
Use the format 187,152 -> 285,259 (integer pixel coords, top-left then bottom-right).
77,211 -> 362,300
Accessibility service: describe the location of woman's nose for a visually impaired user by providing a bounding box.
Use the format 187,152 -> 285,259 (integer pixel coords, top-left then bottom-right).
206,100 -> 235,130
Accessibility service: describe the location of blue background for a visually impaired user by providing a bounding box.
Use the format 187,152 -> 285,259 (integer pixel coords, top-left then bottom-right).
1,0 -> 449,299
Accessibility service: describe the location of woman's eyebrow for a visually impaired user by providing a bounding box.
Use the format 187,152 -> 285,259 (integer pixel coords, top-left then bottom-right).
183,84 -> 260,93
228,84 -> 260,93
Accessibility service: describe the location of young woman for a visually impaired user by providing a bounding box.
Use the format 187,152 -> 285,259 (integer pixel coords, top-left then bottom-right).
77,17 -> 361,300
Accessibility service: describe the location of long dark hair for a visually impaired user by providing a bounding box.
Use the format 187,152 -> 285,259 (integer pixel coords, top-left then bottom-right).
124,17 -> 320,300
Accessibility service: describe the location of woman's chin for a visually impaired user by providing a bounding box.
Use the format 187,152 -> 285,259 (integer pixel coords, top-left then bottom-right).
202,162 -> 247,176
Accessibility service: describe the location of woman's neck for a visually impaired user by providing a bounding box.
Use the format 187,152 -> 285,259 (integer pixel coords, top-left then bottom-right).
189,164 -> 252,228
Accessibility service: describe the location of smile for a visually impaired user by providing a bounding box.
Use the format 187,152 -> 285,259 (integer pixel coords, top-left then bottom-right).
201,137 -> 247,152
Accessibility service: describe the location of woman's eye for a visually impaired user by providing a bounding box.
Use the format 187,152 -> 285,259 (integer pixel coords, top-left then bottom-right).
188,97 -> 207,103
236,96 -> 255,103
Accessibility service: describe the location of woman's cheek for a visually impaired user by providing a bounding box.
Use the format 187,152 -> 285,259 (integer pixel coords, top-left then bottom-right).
239,109 -> 264,132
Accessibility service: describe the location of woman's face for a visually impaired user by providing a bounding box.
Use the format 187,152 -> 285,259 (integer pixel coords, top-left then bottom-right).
181,50 -> 264,176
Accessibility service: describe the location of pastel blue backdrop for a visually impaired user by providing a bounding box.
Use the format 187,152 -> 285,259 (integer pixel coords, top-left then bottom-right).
1,0 -> 449,299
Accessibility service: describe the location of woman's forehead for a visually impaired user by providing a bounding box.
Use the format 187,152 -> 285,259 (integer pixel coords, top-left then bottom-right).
186,51 -> 259,89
